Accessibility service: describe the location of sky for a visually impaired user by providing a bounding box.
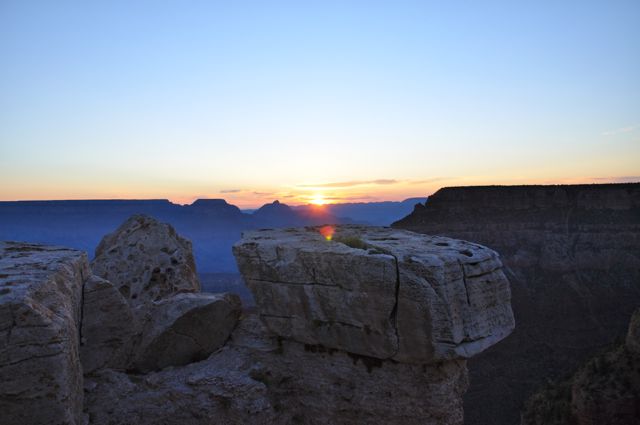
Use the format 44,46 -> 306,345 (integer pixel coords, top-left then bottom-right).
1,0 -> 639,208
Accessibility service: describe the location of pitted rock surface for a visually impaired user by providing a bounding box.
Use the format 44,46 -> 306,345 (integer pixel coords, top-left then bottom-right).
92,215 -> 200,307
0,241 -> 88,425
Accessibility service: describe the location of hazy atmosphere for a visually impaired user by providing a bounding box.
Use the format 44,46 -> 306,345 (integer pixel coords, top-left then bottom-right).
1,1 -> 638,207
1,2 -> 640,425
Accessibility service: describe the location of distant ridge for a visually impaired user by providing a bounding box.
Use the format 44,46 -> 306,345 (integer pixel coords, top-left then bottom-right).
0,196 -> 433,273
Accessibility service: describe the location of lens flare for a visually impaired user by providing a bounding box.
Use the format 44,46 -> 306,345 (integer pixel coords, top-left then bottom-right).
319,225 -> 335,241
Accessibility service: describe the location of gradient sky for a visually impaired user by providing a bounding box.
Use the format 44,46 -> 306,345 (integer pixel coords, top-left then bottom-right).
1,1 -> 639,207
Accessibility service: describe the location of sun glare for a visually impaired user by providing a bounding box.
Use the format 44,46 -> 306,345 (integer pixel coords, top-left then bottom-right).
310,194 -> 327,205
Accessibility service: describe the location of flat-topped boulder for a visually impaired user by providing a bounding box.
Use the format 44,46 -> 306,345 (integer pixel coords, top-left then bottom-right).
0,241 -> 88,425
233,225 -> 515,363
92,215 -> 200,307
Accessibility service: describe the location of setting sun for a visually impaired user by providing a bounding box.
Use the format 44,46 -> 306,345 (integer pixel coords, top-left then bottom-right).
310,194 -> 327,205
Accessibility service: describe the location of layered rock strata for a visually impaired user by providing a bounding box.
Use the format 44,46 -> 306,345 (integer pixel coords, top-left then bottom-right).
393,183 -> 640,425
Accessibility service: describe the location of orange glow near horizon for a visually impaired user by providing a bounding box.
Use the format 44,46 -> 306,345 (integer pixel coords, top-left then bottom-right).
1,175 -> 638,209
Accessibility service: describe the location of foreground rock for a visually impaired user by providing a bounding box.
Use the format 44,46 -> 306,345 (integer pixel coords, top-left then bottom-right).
88,215 -> 241,373
394,183 -> 640,425
84,315 -> 469,425
1,219 -> 515,425
81,275 -> 136,374
92,215 -> 200,307
131,292 -> 241,372
1,218 -> 244,424
0,242 -> 88,425
233,226 -> 514,363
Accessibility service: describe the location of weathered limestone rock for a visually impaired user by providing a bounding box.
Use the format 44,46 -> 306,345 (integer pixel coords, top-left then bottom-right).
233,225 -> 514,363
87,215 -> 242,373
131,292 -> 241,372
84,224 -> 511,424
1,221 -> 515,425
80,275 -> 136,374
84,315 -> 469,425
92,215 -> 200,307
84,319 -> 278,425
0,241 -> 88,425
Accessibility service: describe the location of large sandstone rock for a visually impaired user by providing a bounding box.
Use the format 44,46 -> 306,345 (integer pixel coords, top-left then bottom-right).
0,241 -> 88,425
80,275 -> 136,374
233,225 -> 514,363
92,215 -> 200,307
131,292 -> 241,372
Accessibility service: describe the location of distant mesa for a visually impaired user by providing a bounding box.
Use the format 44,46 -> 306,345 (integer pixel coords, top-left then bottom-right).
188,198 -> 244,217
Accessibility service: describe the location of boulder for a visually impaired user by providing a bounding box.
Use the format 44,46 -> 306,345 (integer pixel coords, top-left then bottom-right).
80,275 -> 136,374
233,225 -> 514,363
131,292 -> 241,372
92,215 -> 200,307
0,241 -> 88,425
85,315 -> 469,425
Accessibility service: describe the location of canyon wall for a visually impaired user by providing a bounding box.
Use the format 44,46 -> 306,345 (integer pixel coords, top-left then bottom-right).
393,183 -> 640,425
522,308 -> 640,425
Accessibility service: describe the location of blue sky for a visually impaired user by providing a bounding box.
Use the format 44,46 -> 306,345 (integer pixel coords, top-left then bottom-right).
1,0 -> 638,206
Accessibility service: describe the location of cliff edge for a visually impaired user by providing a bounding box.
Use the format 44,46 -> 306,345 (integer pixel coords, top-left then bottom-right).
393,183 -> 640,425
